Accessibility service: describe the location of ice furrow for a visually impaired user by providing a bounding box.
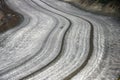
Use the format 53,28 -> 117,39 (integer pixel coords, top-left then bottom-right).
0,0 -> 119,80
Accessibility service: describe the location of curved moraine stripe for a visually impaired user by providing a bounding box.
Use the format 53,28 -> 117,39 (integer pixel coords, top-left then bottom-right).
0,0 -> 120,80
